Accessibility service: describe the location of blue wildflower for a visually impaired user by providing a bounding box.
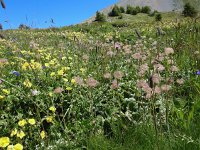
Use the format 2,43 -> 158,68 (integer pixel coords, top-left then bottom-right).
196,70 -> 200,75
11,71 -> 20,76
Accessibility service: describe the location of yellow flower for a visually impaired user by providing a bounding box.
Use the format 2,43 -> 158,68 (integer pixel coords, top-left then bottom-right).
0,95 -> 5,99
45,63 -> 49,67
71,79 -> 76,84
7,143 -> 24,150
46,116 -> 53,123
49,106 -> 56,113
28,119 -> 36,125
48,92 -> 53,97
50,72 -> 55,77
0,137 -> 10,148
80,68 -> 86,73
14,143 -> 23,150
17,131 -> 25,139
2,89 -> 10,95
23,80 -> 32,88
63,78 -> 68,82
40,131 -> 46,139
18,119 -> 27,127
66,87 -> 72,91
62,57 -> 66,60
22,62 -> 29,70
57,70 -> 64,76
10,128 -> 18,137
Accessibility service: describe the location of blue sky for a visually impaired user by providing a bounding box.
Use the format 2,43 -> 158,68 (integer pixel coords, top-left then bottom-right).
0,0 -> 117,29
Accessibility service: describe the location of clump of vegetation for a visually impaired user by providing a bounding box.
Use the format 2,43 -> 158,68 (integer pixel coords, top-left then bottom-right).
119,6 -> 125,13
125,5 -> 152,16
109,5 -> 121,17
126,5 -> 133,14
0,23 -> 3,30
141,6 -> 151,14
18,24 -> 30,30
95,11 -> 106,22
155,13 -> 162,21
182,3 -> 197,17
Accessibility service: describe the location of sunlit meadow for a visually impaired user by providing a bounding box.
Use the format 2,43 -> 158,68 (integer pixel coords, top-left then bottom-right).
0,11 -> 200,149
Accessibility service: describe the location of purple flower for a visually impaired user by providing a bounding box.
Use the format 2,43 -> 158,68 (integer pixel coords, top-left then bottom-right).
196,70 -> 200,75
11,71 -> 20,76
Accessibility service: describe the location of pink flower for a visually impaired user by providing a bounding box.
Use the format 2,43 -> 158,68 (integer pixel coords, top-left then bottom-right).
113,71 -> 124,80
154,64 -> 165,72
132,53 -> 142,60
154,86 -> 161,95
74,76 -> 84,86
86,77 -> 99,88
164,48 -> 174,55
103,73 -> 112,79
111,80 -> 119,89
115,42 -> 121,49
161,84 -> 171,92
152,73 -> 161,84
171,66 -> 179,72
176,79 -> 184,85
54,87 -> 64,94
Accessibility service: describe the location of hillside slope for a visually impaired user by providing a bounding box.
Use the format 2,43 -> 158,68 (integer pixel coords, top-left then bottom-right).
116,0 -> 183,12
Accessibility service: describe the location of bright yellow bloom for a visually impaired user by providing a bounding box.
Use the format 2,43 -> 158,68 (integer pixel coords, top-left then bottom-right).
10,128 -> 18,137
14,143 -> 23,150
23,80 -> 32,88
66,87 -> 72,91
57,70 -> 64,76
80,68 -> 86,73
0,95 -> 5,99
40,131 -> 46,139
28,119 -> 36,125
2,89 -> 10,95
48,92 -> 53,97
63,78 -> 68,82
17,131 -> 25,139
71,79 -> 76,84
18,119 -> 27,127
45,63 -> 49,67
0,137 -> 10,148
50,72 -> 56,77
49,106 -> 56,113
7,143 -> 24,150
62,57 -> 66,60
22,62 -> 29,70
46,116 -> 53,123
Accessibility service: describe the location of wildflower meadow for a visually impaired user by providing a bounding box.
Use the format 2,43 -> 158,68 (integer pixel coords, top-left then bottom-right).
0,11 -> 200,149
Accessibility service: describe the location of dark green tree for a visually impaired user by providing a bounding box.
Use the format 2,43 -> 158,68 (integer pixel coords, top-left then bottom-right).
19,24 -> 30,30
0,24 -> 2,30
126,5 -> 133,14
131,8 -> 138,15
120,6 -> 125,13
109,5 -> 121,16
155,13 -> 162,21
141,6 -> 151,14
135,6 -> 141,13
182,3 -> 197,17
95,11 -> 106,22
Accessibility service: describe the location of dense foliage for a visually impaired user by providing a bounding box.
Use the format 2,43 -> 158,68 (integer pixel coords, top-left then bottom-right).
95,11 -> 106,22
182,3 -> 197,17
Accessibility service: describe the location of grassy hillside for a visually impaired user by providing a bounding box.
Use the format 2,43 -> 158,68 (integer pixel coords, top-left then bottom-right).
0,12 -> 200,149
